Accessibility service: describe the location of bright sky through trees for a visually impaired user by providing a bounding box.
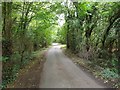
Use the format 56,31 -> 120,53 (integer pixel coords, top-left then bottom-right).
57,13 -> 65,27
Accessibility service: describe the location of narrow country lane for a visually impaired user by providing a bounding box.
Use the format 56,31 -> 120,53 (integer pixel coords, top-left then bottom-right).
39,44 -> 107,88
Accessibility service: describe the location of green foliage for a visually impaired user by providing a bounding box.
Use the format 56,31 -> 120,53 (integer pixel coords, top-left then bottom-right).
62,1 -> 119,85
101,68 -> 119,79
2,2 -> 58,88
2,57 -> 9,62
55,24 -> 67,44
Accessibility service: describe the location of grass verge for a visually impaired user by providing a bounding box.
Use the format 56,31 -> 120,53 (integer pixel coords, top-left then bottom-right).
62,47 -> 119,88
6,48 -> 48,88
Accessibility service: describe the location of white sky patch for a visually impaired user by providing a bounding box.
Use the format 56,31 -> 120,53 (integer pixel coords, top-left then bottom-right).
57,13 -> 65,27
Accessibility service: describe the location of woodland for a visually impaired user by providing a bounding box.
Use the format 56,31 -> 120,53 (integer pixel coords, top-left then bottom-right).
1,1 -> 120,88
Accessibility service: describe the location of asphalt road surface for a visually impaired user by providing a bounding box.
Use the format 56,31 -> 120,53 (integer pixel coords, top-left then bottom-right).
39,44 -> 107,88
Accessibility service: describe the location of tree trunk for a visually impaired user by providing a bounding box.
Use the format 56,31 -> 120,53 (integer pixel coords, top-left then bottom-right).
2,2 -> 13,58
